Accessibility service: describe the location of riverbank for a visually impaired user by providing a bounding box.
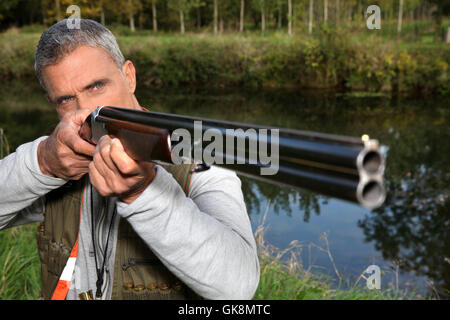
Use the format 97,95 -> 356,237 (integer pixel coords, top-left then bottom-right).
0,220 -> 422,300
0,27 -> 449,96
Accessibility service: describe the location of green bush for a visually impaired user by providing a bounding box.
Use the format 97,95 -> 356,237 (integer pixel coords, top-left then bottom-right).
0,31 -> 448,95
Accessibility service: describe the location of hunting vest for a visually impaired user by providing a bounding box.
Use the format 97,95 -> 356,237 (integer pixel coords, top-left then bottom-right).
35,164 -> 201,300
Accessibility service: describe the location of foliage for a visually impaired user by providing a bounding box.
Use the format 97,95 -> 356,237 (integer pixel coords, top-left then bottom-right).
0,0 -> 449,37
0,224 -> 41,299
0,30 -> 448,95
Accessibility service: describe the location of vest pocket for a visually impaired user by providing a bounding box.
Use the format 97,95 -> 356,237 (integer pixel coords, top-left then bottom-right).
36,231 -> 71,277
35,231 -> 70,299
36,231 -> 50,291
121,258 -> 167,299
113,217 -> 201,300
47,241 -> 70,276
118,257 -> 190,300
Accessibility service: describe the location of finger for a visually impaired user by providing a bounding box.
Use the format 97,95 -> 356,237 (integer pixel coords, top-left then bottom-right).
89,161 -> 110,197
93,149 -> 117,181
64,158 -> 92,172
98,136 -> 119,172
110,138 -> 140,176
92,151 -> 129,195
94,145 -> 131,194
70,108 -> 96,127
63,108 -> 96,155
65,131 -> 96,157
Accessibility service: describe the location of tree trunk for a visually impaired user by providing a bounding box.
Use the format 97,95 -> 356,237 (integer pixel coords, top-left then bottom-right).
128,0 -> 135,32
324,0 -> 328,24
309,0 -> 313,34
292,0 -> 296,29
180,9 -> 185,34
152,1 -> 158,32
129,13 -> 135,32
278,2 -> 282,29
444,27 -> 450,44
213,0 -> 218,35
288,0 -> 292,36
261,6 -> 265,35
197,7 -> 201,28
100,9 -> 105,25
336,0 -> 339,27
240,0 -> 244,32
139,11 -> 144,29
397,0 -> 403,34
55,0 -> 61,21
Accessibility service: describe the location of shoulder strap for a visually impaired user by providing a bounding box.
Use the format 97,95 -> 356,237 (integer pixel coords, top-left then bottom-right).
159,163 -> 196,195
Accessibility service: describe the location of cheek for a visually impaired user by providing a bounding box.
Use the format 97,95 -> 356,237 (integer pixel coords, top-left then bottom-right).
106,85 -> 135,108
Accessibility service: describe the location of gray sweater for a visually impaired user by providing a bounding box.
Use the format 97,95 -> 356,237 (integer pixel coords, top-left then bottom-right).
0,136 -> 260,299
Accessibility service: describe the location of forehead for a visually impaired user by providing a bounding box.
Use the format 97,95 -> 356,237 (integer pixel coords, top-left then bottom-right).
42,45 -> 119,95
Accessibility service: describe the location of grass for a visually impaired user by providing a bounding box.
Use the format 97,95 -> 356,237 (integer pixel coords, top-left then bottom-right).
252,200 -> 423,300
0,224 -> 41,300
0,218 -> 411,300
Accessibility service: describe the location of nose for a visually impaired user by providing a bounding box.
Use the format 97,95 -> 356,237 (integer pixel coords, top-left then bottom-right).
77,96 -> 100,114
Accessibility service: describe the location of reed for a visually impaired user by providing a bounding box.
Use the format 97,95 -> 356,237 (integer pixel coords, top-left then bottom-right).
253,200 -> 418,300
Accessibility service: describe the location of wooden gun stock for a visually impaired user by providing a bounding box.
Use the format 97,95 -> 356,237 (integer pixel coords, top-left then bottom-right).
79,113 -> 173,163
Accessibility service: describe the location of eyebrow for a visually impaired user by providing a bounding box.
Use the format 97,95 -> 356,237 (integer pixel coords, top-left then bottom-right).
53,78 -> 110,104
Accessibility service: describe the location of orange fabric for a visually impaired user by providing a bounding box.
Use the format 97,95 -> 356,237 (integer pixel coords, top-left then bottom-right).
51,182 -> 87,300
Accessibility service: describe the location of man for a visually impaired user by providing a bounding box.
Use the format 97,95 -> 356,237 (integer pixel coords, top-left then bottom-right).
0,19 -> 259,300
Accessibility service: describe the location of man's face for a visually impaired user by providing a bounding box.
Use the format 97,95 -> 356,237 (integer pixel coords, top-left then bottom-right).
41,45 -> 139,119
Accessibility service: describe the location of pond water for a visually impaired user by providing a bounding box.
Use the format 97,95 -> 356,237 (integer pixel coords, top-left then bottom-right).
0,81 -> 449,298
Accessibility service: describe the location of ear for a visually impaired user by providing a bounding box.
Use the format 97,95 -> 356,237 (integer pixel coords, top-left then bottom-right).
121,60 -> 137,94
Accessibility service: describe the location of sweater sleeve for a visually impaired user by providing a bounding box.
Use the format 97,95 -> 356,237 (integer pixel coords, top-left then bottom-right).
0,136 -> 67,230
116,165 -> 260,300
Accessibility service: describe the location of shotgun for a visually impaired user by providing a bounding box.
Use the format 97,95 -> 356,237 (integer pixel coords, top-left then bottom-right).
79,106 -> 386,209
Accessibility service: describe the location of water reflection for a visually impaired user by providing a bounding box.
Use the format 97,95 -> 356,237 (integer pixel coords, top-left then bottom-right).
358,116 -> 450,297
0,80 -> 449,298
139,87 -> 450,298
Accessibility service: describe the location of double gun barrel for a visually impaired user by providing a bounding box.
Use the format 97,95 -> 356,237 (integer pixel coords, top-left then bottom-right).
80,106 -> 386,210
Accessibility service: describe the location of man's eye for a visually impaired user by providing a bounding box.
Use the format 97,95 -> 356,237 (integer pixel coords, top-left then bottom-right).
92,82 -> 104,90
59,97 -> 73,104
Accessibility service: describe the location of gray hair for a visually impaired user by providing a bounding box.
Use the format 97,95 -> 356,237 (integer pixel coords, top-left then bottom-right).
34,19 -> 125,91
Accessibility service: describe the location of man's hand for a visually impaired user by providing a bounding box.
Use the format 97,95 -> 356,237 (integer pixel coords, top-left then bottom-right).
89,135 -> 156,204
38,108 -> 95,180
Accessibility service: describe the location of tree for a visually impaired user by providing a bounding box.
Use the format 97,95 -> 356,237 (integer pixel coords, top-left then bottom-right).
168,0 -> 188,34
151,0 -> 158,32
288,0 -> 292,35
336,0 -> 339,26
168,0 -> 203,34
397,0 -> 404,34
428,0 -> 450,42
253,0 -> 272,35
41,0 -> 102,25
0,0 -> 20,22
308,0 -> 313,34
240,0 -> 245,32
213,0 -> 218,34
